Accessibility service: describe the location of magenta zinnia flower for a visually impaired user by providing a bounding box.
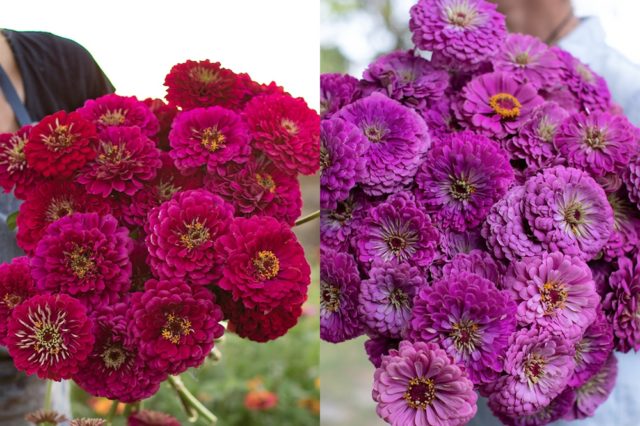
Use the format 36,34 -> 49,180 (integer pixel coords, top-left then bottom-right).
359,262 -> 426,339
569,308 -> 614,388
73,302 -> 165,402
554,48 -> 611,113
355,192 -> 439,269
6,294 -> 94,380
130,279 -> 224,375
320,73 -> 360,119
76,94 -> 159,137
566,353 -> 617,420
455,71 -> 543,139
360,50 -> 449,112
145,189 -> 233,285
320,190 -> 372,253
523,166 -> 614,261
407,271 -> 516,384
77,127 -> 162,197
216,216 -> 310,311
0,257 -> 35,345
494,388 -> 575,426
30,213 -> 133,309
414,130 -> 513,231
556,111 -> 635,178
373,340 -> 477,426
320,248 -> 364,343
603,253 -> 640,352
439,249 -> 504,287
0,125 -> 42,199
409,0 -> 506,67
488,327 -> 575,417
336,93 -> 431,196
603,190 -> 640,261
503,252 -> 599,341
623,154 -> 640,210
320,117 -> 368,210
169,106 -> 250,172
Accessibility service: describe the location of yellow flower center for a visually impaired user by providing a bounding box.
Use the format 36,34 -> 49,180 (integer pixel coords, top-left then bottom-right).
161,313 -> 193,344
256,173 -> 276,193
179,220 -> 210,250
321,281 -> 340,313
489,93 -> 522,119
189,66 -> 221,84
253,250 -> 280,280
64,245 -> 96,280
403,377 -> 436,410
99,109 -> 127,126
45,197 -> 75,223
42,120 -> 76,151
450,319 -> 481,354
2,293 -> 21,309
200,127 -> 226,152
281,118 -> 299,135
524,354 -> 546,384
540,281 -> 568,314
101,344 -> 128,370
450,178 -> 476,201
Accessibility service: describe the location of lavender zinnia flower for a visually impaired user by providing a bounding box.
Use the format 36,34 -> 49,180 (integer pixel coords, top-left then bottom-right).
359,262 -> 426,338
360,50 -> 449,112
409,0 -> 506,67
603,253 -> 640,352
455,71 -> 543,139
492,33 -> 563,88
566,353 -> 617,420
523,166 -> 614,261
320,248 -> 364,343
356,192 -> 439,269
555,111 -> 635,178
320,73 -> 360,119
503,252 -> 599,341
336,93 -> 431,196
407,271 -> 516,384
320,118 -> 369,209
569,308 -> 614,388
373,340 -> 477,426
489,327 -> 575,417
414,130 -> 513,231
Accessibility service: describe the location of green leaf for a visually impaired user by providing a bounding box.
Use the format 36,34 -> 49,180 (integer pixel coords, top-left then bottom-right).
6,210 -> 18,231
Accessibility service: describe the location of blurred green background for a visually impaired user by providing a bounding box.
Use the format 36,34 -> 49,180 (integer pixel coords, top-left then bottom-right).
71,175 -> 320,426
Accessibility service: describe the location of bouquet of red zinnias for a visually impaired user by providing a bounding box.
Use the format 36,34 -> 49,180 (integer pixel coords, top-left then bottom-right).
0,59 -> 319,409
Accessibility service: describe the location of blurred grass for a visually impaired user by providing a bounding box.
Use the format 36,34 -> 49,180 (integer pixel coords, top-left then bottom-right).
71,175 -> 320,426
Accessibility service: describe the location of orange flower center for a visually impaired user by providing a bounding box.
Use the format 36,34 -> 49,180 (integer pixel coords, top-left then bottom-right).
253,250 -> 280,280
256,173 -> 276,193
489,93 -> 521,119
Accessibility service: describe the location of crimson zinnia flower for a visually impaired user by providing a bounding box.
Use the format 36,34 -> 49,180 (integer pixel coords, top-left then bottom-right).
0,256 -> 35,345
0,125 -> 42,199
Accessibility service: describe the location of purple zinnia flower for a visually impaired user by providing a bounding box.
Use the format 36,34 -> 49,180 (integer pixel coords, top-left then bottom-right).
603,190 -> 640,261
488,327 -> 575,417
320,248 -> 364,343
421,97 -> 462,140
360,50 -> 448,112
503,252 -> 599,342
321,190 -> 373,253
373,340 -> 477,426
438,227 -> 485,259
407,271 -> 516,384
554,47 -> 611,113
320,73 -> 360,119
565,353 -> 617,420
523,166 -> 614,261
603,253 -> 640,352
494,388 -> 575,426
623,154 -> 640,210
492,33 -> 563,88
555,111 -> 635,178
355,192 -> 439,269
507,102 -> 568,173
440,249 -> 504,287
359,262 -> 426,339
409,0 -> 506,67
482,185 -> 544,261
455,71 -> 544,139
569,308 -> 614,388
414,130 -> 513,231
364,335 -> 401,368
320,118 -> 368,210
336,93 -> 431,196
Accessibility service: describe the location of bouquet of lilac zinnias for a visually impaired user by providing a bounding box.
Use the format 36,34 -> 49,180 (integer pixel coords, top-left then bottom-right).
320,0 -> 639,424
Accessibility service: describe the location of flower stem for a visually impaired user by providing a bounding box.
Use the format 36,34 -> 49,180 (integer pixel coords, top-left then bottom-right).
294,210 -> 320,227
105,400 -> 119,425
43,380 -> 52,411
168,375 -> 217,425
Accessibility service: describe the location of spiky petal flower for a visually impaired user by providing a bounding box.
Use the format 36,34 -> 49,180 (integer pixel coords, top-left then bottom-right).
168,106 -> 251,172
409,0 -> 506,67
414,130 -> 513,231
130,279 -> 224,375
320,73 -> 360,119
0,125 -> 42,199
555,111 -> 635,178
76,94 -> 159,137
77,127 -> 162,197
455,71 -> 543,139
0,257 -> 35,345
569,308 -> 614,388
360,262 -> 426,339
25,111 -> 96,179
355,192 -> 439,269
373,340 -> 477,426
360,50 -> 449,111
244,93 -> 320,175
336,93 -> 431,196
603,254 -> 640,352
216,216 -> 310,311
24,409 -> 68,425
503,252 -> 599,341
523,166 -> 614,261
6,294 -> 94,380
407,271 -> 516,384
30,213 -> 133,309
488,327 -> 575,417
320,248 -> 363,343
145,189 -> 234,285
320,117 -> 368,210
566,353 -> 617,420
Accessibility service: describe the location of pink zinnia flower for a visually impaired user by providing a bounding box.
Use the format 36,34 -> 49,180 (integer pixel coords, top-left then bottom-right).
6,294 -> 94,380
76,94 -> 159,138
